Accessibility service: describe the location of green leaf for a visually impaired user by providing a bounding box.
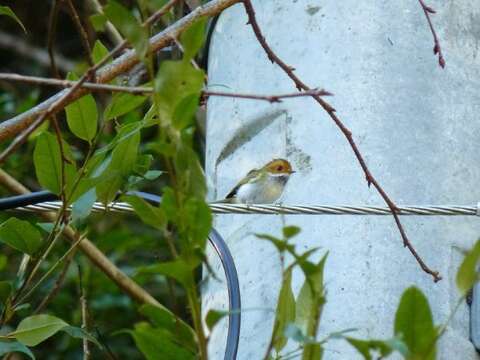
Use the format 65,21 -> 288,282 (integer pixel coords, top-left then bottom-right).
104,93 -> 147,121
0,254 -> 7,271
456,240 -> 480,295
143,170 -> 163,180
139,304 -> 195,351
174,144 -> 207,198
256,233 -> 295,254
61,326 -> 102,349
137,260 -> 194,288
345,338 -> 395,360
295,255 -> 327,334
96,125 -> 140,204
33,132 -> 76,195
0,281 -> 12,305
283,226 -> 301,239
183,197 -> 212,249
155,61 -> 204,122
0,218 -> 42,255
172,94 -> 199,130
133,154 -> 153,175
205,309 -> 228,331
104,0 -> 148,58
302,343 -> 323,360
92,40 -> 109,64
65,73 -> 98,142
9,314 -> 68,347
90,13 -> 107,32
180,17 -> 208,60
129,322 -> 195,360
394,286 -> 436,360
273,268 -> 296,353
123,195 -> 165,230
0,6 -> 26,33
72,188 -> 96,223
0,340 -> 34,359
161,187 -> 177,221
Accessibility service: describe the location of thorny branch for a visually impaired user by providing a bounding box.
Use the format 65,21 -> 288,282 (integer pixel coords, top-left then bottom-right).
418,0 -> 446,68
242,0 -> 441,282
0,72 -> 331,100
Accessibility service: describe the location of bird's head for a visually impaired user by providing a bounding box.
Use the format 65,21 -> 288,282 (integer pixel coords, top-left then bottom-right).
263,159 -> 295,176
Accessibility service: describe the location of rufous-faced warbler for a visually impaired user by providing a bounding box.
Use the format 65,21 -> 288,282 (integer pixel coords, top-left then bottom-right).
222,159 -> 295,204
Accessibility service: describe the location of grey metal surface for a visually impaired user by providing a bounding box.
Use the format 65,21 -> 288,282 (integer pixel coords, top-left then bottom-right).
204,0 -> 480,359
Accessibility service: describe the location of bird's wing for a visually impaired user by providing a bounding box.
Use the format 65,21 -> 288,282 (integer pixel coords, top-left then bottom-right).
225,169 -> 260,199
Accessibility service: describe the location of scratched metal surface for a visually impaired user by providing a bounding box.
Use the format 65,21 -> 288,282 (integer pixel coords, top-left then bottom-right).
203,1 -> 480,359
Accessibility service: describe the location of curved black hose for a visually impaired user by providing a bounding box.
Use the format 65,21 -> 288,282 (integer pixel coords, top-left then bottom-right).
128,192 -> 241,360
0,190 -> 241,360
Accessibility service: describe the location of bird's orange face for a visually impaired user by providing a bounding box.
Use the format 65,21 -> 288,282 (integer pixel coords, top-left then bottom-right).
265,159 -> 294,174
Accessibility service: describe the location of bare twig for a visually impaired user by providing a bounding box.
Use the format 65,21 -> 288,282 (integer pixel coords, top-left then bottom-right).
34,249 -> 76,313
78,265 -> 91,360
0,31 -> 74,73
47,0 -> 61,78
65,0 -> 94,67
0,73 -> 152,94
0,0 -> 240,144
203,88 -> 332,102
86,0 -> 124,45
0,73 -> 332,101
418,0 -> 445,68
242,0 -> 441,281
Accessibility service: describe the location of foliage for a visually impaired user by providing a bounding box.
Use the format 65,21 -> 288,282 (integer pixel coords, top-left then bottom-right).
0,1 -> 477,359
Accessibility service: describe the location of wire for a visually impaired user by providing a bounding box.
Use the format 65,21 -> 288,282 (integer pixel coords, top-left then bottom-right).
11,199 -> 480,216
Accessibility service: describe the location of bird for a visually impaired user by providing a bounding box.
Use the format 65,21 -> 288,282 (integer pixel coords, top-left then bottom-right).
222,159 -> 295,204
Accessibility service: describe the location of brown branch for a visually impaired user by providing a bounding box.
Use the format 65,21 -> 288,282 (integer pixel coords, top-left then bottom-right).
418,0 -> 445,68
0,168 -> 172,308
86,0 -> 124,46
242,0 -> 441,282
65,0 -> 94,67
0,0 -> 241,144
0,73 -> 152,94
0,31 -> 74,73
0,73 -> 332,101
203,88 -> 332,102
78,265 -> 91,360
47,0 -> 62,78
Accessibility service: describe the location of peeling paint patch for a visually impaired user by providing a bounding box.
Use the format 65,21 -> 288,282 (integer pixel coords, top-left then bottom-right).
306,5 -> 321,16
287,144 -> 312,172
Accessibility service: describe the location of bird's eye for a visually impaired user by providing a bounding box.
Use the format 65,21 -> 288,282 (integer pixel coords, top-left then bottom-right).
276,165 -> 283,171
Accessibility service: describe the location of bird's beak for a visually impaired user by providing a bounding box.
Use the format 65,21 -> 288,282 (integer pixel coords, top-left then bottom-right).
290,170 -> 296,174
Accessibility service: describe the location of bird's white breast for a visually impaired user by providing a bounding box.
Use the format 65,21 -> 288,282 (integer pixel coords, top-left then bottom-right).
235,174 -> 287,204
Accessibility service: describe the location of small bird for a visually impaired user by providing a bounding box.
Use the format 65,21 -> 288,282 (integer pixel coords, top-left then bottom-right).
222,159 -> 295,204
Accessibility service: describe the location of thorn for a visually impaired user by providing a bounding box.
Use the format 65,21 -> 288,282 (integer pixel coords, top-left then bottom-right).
439,56 -> 446,68
319,90 -> 334,97
425,6 -> 436,14
288,66 -> 296,71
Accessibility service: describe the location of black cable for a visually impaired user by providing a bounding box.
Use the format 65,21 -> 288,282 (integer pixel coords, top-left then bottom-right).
0,190 -> 57,211
0,190 -> 241,360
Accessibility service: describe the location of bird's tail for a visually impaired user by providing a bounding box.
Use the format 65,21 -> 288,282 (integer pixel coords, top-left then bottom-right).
210,198 -> 235,204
